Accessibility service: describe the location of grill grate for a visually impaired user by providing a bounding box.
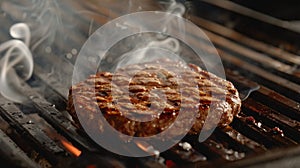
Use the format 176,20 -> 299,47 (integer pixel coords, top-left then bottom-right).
0,0 -> 300,167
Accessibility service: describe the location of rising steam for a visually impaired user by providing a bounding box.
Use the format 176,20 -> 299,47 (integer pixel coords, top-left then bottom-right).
115,37 -> 182,70
113,0 -> 186,70
0,23 -> 33,103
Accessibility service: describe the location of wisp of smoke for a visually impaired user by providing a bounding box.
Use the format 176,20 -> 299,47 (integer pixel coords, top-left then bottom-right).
1,0 -> 62,51
0,23 -> 33,103
115,37 -> 183,70
112,0 -> 186,71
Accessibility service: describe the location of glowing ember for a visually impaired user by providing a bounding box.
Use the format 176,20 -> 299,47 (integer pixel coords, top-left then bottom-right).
86,165 -> 97,168
61,139 -> 82,157
135,140 -> 160,158
166,160 -> 176,168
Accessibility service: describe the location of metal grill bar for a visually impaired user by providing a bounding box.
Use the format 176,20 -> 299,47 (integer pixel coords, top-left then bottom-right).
0,127 -> 39,168
189,16 -> 300,65
0,96 -> 64,161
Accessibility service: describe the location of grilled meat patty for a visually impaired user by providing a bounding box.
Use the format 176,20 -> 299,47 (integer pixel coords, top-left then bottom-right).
67,60 -> 241,138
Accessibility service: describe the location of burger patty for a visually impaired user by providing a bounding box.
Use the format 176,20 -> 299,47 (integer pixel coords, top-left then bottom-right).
67,60 -> 241,138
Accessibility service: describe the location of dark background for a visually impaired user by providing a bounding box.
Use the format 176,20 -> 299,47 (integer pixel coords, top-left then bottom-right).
231,0 -> 300,20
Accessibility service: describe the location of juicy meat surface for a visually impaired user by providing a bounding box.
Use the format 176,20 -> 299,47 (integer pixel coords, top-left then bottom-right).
67,60 -> 241,138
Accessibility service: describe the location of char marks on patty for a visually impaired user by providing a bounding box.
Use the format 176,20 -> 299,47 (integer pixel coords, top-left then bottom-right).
67,60 -> 241,138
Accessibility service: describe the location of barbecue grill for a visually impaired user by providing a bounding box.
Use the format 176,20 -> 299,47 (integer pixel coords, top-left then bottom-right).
0,0 -> 300,167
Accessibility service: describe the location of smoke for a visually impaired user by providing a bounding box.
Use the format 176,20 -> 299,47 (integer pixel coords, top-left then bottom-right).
102,0 -> 187,72
114,37 -> 183,70
1,0 -> 62,51
0,0 -> 75,103
0,0 -> 64,103
0,23 -> 33,103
